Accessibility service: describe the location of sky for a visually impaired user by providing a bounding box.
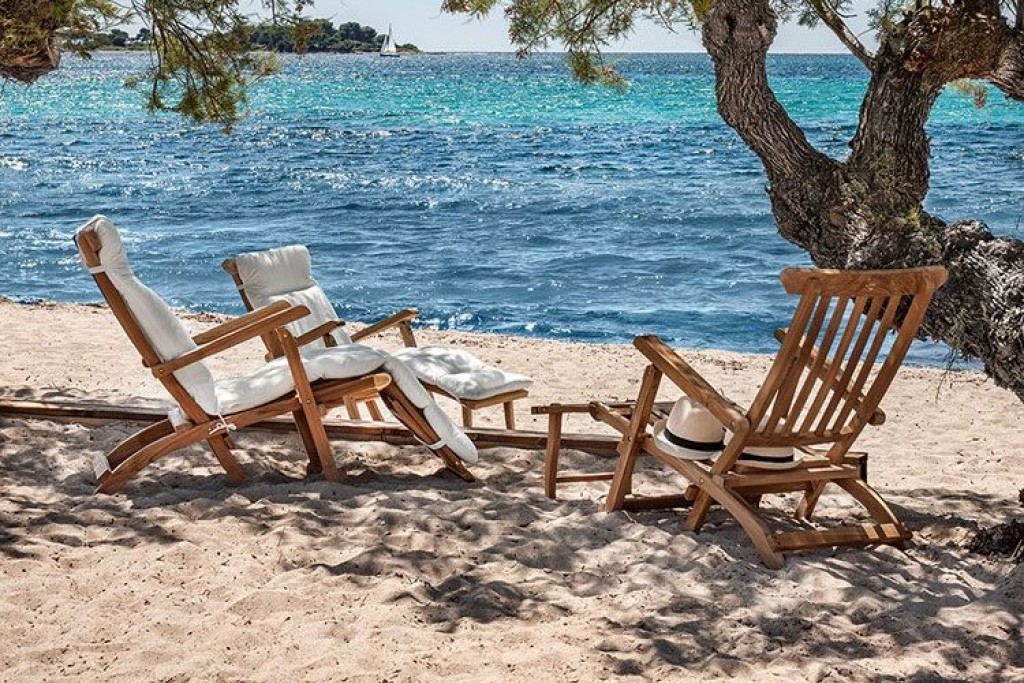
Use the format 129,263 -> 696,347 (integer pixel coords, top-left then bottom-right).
306,0 -> 878,53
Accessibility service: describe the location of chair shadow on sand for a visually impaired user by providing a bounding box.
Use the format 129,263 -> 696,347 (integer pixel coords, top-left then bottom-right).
1,401 -> 1021,681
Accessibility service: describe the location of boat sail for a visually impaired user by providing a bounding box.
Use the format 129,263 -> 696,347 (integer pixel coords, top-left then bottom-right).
379,25 -> 399,57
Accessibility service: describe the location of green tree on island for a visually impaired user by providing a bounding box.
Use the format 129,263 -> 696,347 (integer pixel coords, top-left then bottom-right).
1,0 -> 1023,402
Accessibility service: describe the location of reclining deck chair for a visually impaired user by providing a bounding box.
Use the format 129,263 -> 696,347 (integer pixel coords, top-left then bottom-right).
222,246 -> 533,429
76,216 -> 477,493
591,266 -> 948,568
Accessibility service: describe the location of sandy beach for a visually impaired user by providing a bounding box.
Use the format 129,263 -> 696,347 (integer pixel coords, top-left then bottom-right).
0,297 -> 1021,681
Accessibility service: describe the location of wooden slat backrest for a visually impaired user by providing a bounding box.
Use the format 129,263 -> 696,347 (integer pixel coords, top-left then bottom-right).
747,267 -> 947,445
75,226 -> 211,422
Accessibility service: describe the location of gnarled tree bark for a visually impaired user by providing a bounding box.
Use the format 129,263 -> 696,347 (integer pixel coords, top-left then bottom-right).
704,0 -> 1024,401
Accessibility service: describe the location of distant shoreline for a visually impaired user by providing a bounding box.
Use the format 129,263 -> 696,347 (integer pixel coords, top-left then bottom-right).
84,49 -> 861,57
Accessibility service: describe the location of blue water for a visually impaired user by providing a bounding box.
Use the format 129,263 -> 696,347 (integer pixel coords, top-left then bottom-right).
1,53 -> 1022,364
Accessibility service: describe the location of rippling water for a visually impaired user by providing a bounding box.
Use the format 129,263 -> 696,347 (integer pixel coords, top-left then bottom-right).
1,53 -> 1021,364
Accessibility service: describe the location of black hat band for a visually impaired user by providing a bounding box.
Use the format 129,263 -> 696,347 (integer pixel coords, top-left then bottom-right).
663,428 -> 725,452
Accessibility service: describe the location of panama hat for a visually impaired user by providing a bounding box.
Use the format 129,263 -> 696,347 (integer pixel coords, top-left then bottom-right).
719,423 -> 804,470
652,397 -> 726,461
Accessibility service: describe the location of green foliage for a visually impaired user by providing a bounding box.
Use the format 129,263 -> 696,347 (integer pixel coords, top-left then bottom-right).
249,19 -> 391,53
0,0 -> 310,129
0,1 -> 416,129
442,1 -> 698,86
0,0 -> 121,81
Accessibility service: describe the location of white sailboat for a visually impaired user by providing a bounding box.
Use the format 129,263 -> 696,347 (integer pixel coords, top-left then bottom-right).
379,25 -> 399,57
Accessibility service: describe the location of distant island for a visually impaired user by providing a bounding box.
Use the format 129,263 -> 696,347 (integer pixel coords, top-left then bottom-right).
75,20 -> 419,54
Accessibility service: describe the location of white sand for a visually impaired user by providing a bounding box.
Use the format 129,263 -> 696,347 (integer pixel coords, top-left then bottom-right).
0,298 -> 1021,681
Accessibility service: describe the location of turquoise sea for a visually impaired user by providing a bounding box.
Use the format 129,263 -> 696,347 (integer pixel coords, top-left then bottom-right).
1,53 -> 1022,364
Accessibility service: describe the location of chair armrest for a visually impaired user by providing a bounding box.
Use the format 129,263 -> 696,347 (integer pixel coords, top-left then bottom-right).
350,308 -> 419,345
191,301 -> 292,345
152,304 -> 311,376
773,328 -> 885,426
633,335 -> 749,433
294,320 -> 345,348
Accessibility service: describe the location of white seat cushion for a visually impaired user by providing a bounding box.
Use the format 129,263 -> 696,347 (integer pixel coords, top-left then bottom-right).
393,346 -> 533,401
215,345 -> 386,415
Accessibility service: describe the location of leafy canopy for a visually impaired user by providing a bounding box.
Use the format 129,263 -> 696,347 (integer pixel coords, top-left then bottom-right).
1,0 -> 313,130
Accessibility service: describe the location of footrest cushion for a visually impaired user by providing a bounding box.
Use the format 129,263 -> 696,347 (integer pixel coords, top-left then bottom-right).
393,346 -> 532,401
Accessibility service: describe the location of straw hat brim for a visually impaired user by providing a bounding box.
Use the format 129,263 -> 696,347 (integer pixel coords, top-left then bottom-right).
651,418 -> 721,461
717,448 -> 806,471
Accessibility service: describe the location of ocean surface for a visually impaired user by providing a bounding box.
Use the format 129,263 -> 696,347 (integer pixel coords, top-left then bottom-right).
1,52 -> 1022,365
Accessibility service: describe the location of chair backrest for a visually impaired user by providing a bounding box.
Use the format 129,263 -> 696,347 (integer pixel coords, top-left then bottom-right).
226,245 -> 352,350
745,266 -> 948,447
75,215 -> 218,417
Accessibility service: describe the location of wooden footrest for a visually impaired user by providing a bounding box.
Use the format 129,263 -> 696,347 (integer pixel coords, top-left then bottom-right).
722,463 -> 860,489
773,523 -> 910,551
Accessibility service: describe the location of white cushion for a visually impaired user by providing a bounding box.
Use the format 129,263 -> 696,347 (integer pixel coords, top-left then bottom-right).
393,346 -> 533,401
235,246 -> 352,345
216,345 -> 386,415
266,285 -> 353,346
234,245 -> 316,301
378,355 -> 478,464
77,216 -> 218,415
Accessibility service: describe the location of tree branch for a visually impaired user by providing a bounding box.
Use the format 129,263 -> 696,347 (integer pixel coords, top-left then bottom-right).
806,0 -> 874,69
702,0 -> 834,180
991,29 -> 1024,100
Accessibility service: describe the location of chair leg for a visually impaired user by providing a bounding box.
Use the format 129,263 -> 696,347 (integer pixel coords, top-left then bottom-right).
795,482 -> 824,519
685,490 -> 714,532
105,420 -> 175,470
603,365 -> 662,512
503,401 -> 516,430
836,478 -> 906,532
689,477 -> 784,569
96,421 -> 220,494
543,412 -> 563,499
461,405 -> 474,428
292,409 -> 323,477
277,328 -> 344,482
207,435 -> 246,485
300,399 -> 343,482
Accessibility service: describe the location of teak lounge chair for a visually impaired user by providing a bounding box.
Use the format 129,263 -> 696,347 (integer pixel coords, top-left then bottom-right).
588,266 -> 948,568
76,216 -> 477,493
222,245 -> 533,429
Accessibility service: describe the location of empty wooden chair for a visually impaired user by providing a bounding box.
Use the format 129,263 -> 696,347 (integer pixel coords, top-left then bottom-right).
591,266 -> 947,568
222,245 -> 532,429
76,216 -> 476,493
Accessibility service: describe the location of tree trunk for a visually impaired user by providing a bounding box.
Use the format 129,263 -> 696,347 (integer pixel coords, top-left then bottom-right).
703,0 -> 1024,401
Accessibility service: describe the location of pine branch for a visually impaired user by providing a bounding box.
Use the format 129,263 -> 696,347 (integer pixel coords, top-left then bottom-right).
806,0 -> 875,69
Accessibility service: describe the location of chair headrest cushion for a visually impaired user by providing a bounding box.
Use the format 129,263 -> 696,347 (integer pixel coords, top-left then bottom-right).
78,214 -> 133,278
234,245 -> 316,303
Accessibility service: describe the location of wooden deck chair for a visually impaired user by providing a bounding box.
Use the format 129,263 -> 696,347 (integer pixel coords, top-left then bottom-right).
76,216 -> 476,493
593,266 -> 948,568
222,246 -> 532,429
